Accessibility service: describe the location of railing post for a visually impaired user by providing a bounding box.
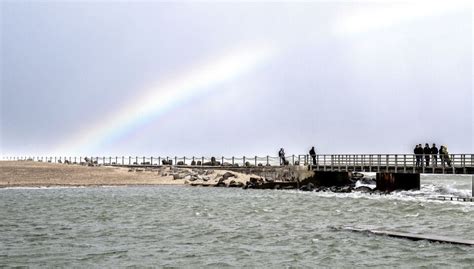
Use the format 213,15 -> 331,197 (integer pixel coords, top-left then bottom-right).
232,156 -> 234,166
174,156 -> 177,166
292,155 -> 295,165
451,154 -> 455,174
395,155 -> 398,173
129,156 -> 131,165
352,154 -> 355,171
386,155 -> 389,172
158,157 -> 161,165
201,157 -> 204,166
221,156 -> 224,166
343,154 -> 349,172
422,154 -> 425,173
442,155 -> 445,174
377,155 -> 381,172
462,154 -> 466,174
135,156 -> 138,165
298,155 -> 301,166
413,154 -> 416,173
369,155 -> 372,172
266,156 -> 269,166
403,155 -> 406,173
323,155 -> 326,171
151,156 -> 153,165
361,155 -> 364,171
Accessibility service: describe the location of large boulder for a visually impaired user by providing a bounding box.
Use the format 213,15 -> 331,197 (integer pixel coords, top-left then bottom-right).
222,172 -> 236,180
162,160 -> 173,165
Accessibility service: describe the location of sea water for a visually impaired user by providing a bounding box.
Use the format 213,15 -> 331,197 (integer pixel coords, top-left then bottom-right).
0,175 -> 472,267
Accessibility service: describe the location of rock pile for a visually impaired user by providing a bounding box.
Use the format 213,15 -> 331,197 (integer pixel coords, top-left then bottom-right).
298,172 -> 377,193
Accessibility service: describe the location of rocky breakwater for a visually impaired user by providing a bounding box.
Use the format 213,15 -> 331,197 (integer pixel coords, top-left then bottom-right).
125,165 -> 381,194
131,166 -> 265,187
179,166 -> 314,190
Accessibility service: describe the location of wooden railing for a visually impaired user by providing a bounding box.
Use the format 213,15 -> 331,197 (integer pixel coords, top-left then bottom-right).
2,154 -> 474,174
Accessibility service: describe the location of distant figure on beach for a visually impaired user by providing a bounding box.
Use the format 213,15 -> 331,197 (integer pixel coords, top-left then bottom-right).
431,143 -> 438,167
423,143 -> 431,167
278,148 -> 286,166
414,144 -> 423,167
309,146 -> 316,165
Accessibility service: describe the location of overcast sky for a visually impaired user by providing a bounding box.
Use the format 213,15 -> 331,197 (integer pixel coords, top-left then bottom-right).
1,1 -> 472,157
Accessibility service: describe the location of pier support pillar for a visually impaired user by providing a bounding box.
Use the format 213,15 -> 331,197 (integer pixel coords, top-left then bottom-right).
376,172 -> 420,192
302,171 -> 352,187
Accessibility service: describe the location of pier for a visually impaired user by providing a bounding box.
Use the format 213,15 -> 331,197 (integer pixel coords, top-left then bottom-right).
1,154 -> 472,195
3,154 -> 474,174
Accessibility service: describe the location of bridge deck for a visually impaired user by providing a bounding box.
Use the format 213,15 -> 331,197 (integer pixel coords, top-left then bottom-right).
311,164 -> 474,174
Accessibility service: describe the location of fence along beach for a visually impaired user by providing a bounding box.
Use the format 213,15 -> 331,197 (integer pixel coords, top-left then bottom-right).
3,153 -> 474,174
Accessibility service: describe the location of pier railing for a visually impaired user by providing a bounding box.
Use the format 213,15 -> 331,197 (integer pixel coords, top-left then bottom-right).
2,154 -> 474,174
311,154 -> 474,174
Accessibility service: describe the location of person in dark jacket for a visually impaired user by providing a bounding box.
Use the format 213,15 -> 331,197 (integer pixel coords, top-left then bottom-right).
431,143 -> 438,167
414,144 -> 423,167
423,143 -> 431,167
278,148 -> 286,166
309,146 -> 316,165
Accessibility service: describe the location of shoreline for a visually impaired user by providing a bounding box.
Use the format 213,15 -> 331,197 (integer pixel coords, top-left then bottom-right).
0,161 -> 259,188
0,184 -> 188,189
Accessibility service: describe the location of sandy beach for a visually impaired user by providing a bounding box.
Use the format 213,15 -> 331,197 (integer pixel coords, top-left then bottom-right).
0,161 -> 259,188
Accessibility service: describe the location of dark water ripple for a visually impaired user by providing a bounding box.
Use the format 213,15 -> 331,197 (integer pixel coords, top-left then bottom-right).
1,185 -> 473,267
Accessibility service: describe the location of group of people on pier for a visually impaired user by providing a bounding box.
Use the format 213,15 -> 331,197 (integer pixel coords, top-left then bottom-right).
278,144 -> 453,168
413,143 -> 451,167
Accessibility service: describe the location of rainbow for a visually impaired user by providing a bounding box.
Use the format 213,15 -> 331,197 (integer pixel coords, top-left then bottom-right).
54,43 -> 278,154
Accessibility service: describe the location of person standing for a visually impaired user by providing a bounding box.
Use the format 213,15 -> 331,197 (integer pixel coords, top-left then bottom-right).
439,145 -> 445,166
431,143 -> 438,167
309,146 -> 316,165
423,143 -> 431,167
278,148 -> 286,166
443,146 -> 452,167
414,144 -> 422,167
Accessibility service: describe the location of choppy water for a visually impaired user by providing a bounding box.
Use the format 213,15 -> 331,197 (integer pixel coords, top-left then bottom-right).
1,175 -> 473,267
